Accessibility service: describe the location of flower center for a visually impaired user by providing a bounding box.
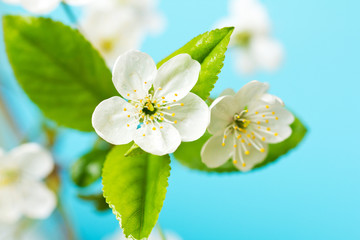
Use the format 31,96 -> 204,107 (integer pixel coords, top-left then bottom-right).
124,87 -> 186,132
0,168 -> 20,187
142,101 -> 157,115
234,31 -> 252,48
100,38 -> 115,53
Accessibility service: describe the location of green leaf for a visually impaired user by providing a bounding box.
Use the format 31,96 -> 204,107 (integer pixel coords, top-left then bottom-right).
3,16 -> 117,131
157,27 -> 234,100
71,147 -> 110,187
102,144 -> 171,239
173,117 -> 307,173
78,193 -> 109,211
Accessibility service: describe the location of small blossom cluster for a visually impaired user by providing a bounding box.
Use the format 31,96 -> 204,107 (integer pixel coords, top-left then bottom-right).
217,0 -> 284,74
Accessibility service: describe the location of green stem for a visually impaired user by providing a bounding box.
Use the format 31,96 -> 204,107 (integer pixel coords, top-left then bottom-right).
157,224 -> 167,240
57,198 -> 76,240
0,90 -> 23,142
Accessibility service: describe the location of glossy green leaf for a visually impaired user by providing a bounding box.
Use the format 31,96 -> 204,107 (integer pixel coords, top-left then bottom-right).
157,27 -> 234,100
78,193 -> 109,211
102,144 -> 171,239
3,16 -> 117,131
71,147 -> 110,187
173,117 -> 307,172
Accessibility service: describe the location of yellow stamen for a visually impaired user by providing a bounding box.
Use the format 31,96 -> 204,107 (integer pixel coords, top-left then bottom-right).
260,148 -> 265,153
245,151 -> 250,155
266,105 -> 269,109
272,112 -> 275,115
134,90 -> 137,92
152,127 -> 156,130
172,113 -> 175,117
123,108 -> 127,111
180,103 -> 184,106
174,120 -> 178,124
162,96 -> 165,99
233,144 -> 237,148
274,133 -> 278,136
222,143 -> 225,146
242,163 -> 246,167
261,137 -> 266,141
233,160 -> 238,164
167,106 -> 171,110
267,127 -> 271,131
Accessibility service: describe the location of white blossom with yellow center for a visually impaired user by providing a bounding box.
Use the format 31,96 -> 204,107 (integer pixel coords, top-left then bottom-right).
216,0 -> 283,74
0,143 -> 56,223
201,81 -> 294,171
92,50 -> 209,156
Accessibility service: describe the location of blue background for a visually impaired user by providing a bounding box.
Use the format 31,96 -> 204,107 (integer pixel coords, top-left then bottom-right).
1,0 -> 359,239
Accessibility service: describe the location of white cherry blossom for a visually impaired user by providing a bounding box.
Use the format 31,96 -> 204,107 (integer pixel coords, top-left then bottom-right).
82,0 -> 165,67
0,143 -> 56,223
201,81 -> 294,171
92,50 -> 209,156
217,0 -> 284,74
1,0 -> 92,14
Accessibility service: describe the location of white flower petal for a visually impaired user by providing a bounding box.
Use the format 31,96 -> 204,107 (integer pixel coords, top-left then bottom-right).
229,0 -> 270,35
133,123 -> 181,155
0,148 -> 4,158
154,54 -> 200,101
0,186 -> 22,224
2,0 -> 21,4
20,0 -> 60,14
207,95 -> 237,135
20,181 -> 56,220
65,0 -> 93,5
92,96 -> 137,145
260,93 -> 284,106
268,106 -> 294,125
256,124 -> 292,144
201,133 -> 234,168
162,93 -> 209,142
234,80 -> 269,105
7,143 -> 53,180
219,88 -> 236,97
233,143 -> 268,172
112,50 -> 157,100
251,37 -> 284,72
235,50 -> 256,74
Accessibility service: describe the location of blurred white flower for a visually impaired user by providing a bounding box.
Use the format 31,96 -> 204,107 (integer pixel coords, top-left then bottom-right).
201,81 -> 294,171
92,50 -> 209,156
217,0 -> 284,74
104,228 -> 182,240
0,222 -> 46,240
0,143 -> 56,224
1,0 -> 92,14
81,0 -> 165,67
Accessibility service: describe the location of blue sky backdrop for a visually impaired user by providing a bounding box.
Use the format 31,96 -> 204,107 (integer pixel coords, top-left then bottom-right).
0,0 -> 359,239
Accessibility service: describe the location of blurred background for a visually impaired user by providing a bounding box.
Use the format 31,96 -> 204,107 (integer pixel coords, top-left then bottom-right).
0,0 -> 359,239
